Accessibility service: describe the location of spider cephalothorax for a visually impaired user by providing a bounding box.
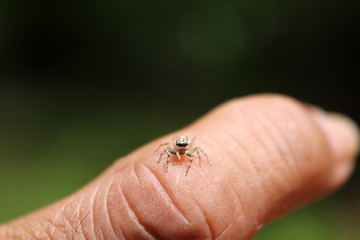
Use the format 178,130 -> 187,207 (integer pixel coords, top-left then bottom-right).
175,136 -> 190,153
155,135 -> 210,176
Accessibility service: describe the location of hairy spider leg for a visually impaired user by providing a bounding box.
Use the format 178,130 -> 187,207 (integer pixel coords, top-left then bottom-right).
155,142 -> 170,152
163,145 -> 176,172
191,147 -> 211,166
157,142 -> 178,167
158,147 -> 168,163
166,150 -> 171,172
197,148 -> 201,167
185,153 -> 194,176
188,136 -> 196,149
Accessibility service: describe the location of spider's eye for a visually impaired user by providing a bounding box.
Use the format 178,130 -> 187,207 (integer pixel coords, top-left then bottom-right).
177,143 -> 187,147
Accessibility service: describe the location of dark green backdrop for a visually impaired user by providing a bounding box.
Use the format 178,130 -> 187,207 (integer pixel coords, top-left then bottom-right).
0,0 -> 359,239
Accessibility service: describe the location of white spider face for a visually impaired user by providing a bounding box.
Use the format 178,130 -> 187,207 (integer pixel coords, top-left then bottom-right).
175,136 -> 190,150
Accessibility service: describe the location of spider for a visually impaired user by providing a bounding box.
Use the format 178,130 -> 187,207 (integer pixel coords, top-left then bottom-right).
155,136 -> 210,176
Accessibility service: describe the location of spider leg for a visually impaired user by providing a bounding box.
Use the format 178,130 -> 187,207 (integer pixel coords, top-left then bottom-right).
188,136 -> 196,149
166,150 -> 171,172
161,144 -> 178,172
164,144 -> 178,172
158,147 -> 168,163
199,147 -> 211,166
185,153 -> 194,176
155,142 -> 170,152
168,144 -> 176,156
197,148 -> 201,167
191,147 -> 211,166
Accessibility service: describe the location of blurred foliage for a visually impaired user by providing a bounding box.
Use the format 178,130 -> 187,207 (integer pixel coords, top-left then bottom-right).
0,0 -> 359,238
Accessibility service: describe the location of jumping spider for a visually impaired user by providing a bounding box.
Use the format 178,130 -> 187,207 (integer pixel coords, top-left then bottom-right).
155,136 -> 210,176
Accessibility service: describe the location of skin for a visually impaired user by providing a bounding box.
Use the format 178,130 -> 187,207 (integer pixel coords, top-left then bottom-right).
0,94 -> 359,239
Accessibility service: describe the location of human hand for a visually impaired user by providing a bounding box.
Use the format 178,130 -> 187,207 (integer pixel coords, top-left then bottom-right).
0,94 -> 359,239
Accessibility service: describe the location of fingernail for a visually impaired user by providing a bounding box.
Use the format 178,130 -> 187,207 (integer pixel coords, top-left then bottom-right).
314,110 -> 360,163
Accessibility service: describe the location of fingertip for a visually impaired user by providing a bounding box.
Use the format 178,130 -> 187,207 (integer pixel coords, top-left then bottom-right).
315,111 -> 359,163
329,113 -> 360,158
313,110 -> 360,187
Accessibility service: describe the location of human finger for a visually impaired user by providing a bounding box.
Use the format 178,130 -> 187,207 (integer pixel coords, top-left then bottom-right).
0,94 -> 358,239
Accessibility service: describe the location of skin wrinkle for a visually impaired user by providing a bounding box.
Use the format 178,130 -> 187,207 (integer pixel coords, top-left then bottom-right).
174,171 -> 181,194
105,176 -> 127,239
92,182 -> 104,239
247,109 -> 293,198
118,182 -> 156,240
88,186 -> 100,240
132,162 -> 141,186
25,218 -> 37,240
240,110 -> 277,171
191,165 -> 211,187
104,176 -> 123,239
98,227 -> 104,240
69,201 -> 81,240
46,220 -> 53,240
44,218 -> 60,240
234,194 -> 251,235
220,142 -> 255,229
140,164 -> 192,225
77,200 -> 93,240
63,196 -> 84,238
191,199 -> 213,239
272,110 -> 326,206
45,202 -> 78,239
52,213 -> 69,239
226,122 -> 267,164
8,216 -> 76,240
209,180 -> 245,240
228,182 -> 247,234
22,229 -> 26,240
93,175 -> 120,240
71,195 -> 86,239
240,114 -> 286,210
223,127 -> 268,185
262,107 -> 332,208
245,105 -> 313,221
214,222 -> 232,240
215,128 -> 263,228
50,202 -> 68,235
253,110 -> 294,182
72,210 -> 92,240
32,206 -> 62,239
211,129 -> 253,221
131,165 -> 167,240
261,108 -> 302,183
233,109 -> 271,227
61,201 -> 72,240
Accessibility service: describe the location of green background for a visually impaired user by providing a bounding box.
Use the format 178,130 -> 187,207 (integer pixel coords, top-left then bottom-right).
0,0 -> 359,239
